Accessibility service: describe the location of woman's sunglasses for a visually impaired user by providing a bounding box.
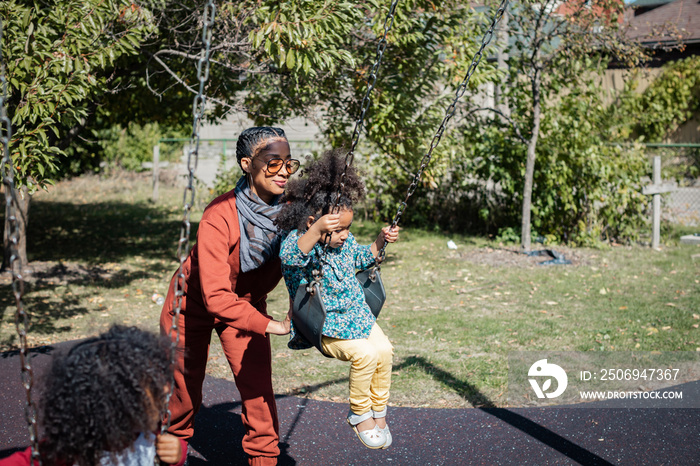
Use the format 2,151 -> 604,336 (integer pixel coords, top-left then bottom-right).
263,158 -> 301,175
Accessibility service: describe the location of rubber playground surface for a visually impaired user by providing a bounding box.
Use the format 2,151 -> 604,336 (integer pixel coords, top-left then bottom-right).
1,341 -> 698,465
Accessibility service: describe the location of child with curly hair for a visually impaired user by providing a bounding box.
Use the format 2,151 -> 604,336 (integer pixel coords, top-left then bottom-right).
275,151 -> 399,450
0,325 -> 186,466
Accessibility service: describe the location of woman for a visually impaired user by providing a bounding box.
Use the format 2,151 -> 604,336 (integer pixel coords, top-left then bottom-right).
160,127 -> 299,466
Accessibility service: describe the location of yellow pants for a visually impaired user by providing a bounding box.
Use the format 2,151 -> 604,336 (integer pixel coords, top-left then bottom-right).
321,323 -> 394,416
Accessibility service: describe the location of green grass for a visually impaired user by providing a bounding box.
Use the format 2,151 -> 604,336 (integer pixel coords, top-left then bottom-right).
1,171 -> 698,409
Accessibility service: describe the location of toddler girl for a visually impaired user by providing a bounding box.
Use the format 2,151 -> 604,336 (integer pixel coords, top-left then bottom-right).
275,151 -> 399,450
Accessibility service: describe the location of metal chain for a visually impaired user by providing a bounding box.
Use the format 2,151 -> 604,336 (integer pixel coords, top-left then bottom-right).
161,0 -> 216,435
329,0 -> 400,214
375,0 -> 509,264
308,0 -> 401,292
0,17 -> 42,466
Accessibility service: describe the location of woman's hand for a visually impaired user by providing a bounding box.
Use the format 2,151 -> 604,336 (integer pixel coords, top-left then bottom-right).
266,308 -> 291,335
156,433 -> 183,465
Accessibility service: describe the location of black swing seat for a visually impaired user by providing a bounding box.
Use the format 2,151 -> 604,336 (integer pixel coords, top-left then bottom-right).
356,267 -> 386,317
291,268 -> 386,357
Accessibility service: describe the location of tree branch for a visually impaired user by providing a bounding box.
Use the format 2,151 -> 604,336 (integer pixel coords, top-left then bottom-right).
462,107 -> 528,143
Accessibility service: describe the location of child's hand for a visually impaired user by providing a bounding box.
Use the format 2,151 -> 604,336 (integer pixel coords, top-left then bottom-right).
371,225 -> 399,257
310,213 -> 341,235
381,225 -> 399,244
156,433 -> 183,465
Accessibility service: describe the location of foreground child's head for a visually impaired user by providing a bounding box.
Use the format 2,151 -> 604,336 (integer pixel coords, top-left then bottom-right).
275,150 -> 365,246
40,325 -> 172,466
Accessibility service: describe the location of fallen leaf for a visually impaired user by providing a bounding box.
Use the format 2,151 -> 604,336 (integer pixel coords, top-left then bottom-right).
661,326 -> 671,331
599,288 -> 607,295
665,303 -> 677,307
619,306 -> 628,310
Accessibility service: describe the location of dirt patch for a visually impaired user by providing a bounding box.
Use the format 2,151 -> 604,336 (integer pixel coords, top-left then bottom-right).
459,246 -> 591,268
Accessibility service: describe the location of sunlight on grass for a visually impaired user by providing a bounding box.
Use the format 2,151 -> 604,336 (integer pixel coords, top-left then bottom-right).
1,171 -> 698,409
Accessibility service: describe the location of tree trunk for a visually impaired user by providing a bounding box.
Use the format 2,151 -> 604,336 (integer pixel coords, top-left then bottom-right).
521,69 -> 541,252
2,186 -> 30,273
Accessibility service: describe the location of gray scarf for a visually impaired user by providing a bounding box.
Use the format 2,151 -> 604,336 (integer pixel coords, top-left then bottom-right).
234,176 -> 283,272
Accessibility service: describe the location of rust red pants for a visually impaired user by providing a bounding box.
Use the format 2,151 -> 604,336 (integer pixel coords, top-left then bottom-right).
161,306 -> 279,465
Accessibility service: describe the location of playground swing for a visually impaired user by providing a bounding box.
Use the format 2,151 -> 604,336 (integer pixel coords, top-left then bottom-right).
291,0 -> 510,357
1,1 -> 217,463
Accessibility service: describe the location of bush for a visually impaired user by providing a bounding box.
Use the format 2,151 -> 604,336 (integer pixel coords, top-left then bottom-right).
363,85 -> 650,245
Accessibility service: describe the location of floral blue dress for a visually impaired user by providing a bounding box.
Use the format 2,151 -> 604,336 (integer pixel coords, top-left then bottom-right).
280,229 -> 377,349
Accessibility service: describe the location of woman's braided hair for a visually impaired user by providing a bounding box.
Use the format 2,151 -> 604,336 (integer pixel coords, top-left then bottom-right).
275,149 -> 365,233
236,126 -> 287,167
39,325 -> 172,466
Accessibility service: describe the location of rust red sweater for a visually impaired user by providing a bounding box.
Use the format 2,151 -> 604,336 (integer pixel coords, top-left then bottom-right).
164,190 -> 282,334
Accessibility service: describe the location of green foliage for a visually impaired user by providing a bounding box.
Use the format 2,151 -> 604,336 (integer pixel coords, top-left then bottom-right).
444,0 -> 649,246
528,78 -> 649,245
1,0 -> 155,192
329,1 -> 501,225
225,0 -> 376,122
211,162 -> 244,199
617,56 -> 700,142
396,56 -> 650,245
247,0 -> 362,77
98,122 -> 183,171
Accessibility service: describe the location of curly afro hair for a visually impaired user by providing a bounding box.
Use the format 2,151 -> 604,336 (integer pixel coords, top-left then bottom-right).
39,325 -> 172,466
275,149 -> 365,233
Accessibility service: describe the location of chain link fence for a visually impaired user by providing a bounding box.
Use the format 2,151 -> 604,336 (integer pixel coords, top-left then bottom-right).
645,144 -> 700,227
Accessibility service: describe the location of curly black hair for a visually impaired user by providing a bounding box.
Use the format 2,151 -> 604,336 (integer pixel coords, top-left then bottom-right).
39,325 -> 172,466
275,149 -> 365,233
236,126 -> 287,167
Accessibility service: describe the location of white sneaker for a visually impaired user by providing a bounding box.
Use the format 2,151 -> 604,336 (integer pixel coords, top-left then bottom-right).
346,410 -> 387,449
349,423 -> 387,449
377,425 -> 392,449
372,408 -> 392,449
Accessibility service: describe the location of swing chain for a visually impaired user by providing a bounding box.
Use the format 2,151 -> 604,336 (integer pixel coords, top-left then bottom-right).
376,0 -> 509,264
321,0 -> 401,270
162,0 -> 216,435
332,0 -> 400,209
306,269 -> 322,295
0,17 -> 42,465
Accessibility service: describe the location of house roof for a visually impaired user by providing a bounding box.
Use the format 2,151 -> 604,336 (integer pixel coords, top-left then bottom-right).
626,0 -> 675,8
625,0 -> 700,45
